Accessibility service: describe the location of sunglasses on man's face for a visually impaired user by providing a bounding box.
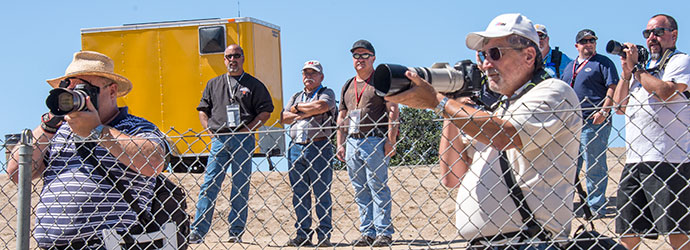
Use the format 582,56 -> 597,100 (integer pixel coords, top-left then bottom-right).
578,38 -> 597,45
478,47 -> 520,62
643,27 -> 674,38
538,33 -> 548,40
352,53 -> 373,59
225,53 -> 243,60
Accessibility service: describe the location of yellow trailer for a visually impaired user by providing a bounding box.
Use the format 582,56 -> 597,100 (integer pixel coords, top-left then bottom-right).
81,17 -> 285,172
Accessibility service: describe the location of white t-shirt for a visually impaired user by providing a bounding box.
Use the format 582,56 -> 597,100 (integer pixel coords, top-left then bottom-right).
624,51 -> 690,163
455,78 -> 582,241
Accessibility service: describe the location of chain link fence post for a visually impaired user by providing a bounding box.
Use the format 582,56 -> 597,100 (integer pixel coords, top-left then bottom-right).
16,129 -> 33,250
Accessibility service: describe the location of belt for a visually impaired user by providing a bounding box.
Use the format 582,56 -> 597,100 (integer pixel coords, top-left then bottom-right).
349,132 -> 385,139
295,137 -> 328,145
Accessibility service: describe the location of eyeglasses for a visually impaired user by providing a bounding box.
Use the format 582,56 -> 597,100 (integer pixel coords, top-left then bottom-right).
577,38 -> 597,45
643,27 -> 674,38
538,32 -> 548,39
352,53 -> 373,59
225,53 -> 243,60
478,47 -> 522,62
302,71 -> 321,76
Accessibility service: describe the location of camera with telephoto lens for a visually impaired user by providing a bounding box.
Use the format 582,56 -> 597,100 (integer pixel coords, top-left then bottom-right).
45,81 -> 100,116
373,60 -> 483,97
606,40 -> 649,63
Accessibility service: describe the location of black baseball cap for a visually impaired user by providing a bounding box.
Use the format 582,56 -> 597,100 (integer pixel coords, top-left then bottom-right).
576,29 -> 598,43
350,39 -> 375,55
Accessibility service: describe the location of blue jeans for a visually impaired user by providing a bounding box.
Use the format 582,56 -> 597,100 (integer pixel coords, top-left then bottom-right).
345,136 -> 394,237
288,140 -> 334,239
576,118 -> 612,215
191,134 -> 254,237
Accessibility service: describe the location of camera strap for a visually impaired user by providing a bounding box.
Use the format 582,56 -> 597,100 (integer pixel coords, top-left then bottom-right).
490,69 -> 550,111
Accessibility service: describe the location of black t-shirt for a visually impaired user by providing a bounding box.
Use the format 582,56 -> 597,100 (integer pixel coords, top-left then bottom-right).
197,72 -> 274,132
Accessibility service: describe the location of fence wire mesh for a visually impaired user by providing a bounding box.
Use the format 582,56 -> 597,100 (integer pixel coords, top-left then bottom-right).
1,97 -> 690,250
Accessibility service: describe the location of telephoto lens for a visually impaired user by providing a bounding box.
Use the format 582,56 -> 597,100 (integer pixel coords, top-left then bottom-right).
606,40 -> 649,63
373,60 -> 482,97
45,83 -> 100,116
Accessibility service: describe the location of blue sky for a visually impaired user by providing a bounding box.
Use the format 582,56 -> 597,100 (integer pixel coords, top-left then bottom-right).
1,0 -> 686,169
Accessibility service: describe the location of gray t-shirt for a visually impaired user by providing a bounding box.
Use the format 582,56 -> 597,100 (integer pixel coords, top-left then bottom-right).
285,85 -> 337,141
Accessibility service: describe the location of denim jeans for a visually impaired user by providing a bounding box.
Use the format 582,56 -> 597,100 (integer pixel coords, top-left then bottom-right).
190,134 -> 254,237
345,136 -> 394,237
576,118 -> 612,215
288,140 -> 334,239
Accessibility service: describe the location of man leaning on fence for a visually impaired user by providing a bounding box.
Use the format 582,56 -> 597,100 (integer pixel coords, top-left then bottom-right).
336,39 -> 399,247
612,14 -> 690,250
190,44 -> 274,244
281,60 -> 336,247
7,51 -> 167,250
561,28 -> 619,219
386,13 -> 582,250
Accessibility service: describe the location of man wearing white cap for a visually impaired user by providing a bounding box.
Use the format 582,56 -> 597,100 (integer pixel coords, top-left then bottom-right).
281,60 -> 337,247
7,51 -> 167,249
386,13 -> 581,248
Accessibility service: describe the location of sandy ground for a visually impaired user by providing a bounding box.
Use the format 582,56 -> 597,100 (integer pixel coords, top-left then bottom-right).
0,147 -> 675,250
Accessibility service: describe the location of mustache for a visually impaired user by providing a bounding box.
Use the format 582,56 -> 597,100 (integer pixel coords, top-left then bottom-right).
304,78 -> 315,83
484,68 -> 499,76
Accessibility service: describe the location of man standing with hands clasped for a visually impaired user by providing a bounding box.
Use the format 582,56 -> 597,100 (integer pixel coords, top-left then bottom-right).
561,29 -> 619,219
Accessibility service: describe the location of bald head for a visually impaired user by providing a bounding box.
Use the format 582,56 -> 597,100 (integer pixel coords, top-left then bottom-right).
224,44 -> 245,76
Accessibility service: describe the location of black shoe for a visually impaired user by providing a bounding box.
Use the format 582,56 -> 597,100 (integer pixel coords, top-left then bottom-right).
286,236 -> 312,247
352,235 -> 375,246
188,233 -> 203,244
227,234 -> 242,243
372,235 -> 393,247
316,237 -> 332,247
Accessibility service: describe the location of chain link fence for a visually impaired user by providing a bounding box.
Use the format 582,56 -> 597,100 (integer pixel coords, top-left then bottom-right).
1,99 -> 689,249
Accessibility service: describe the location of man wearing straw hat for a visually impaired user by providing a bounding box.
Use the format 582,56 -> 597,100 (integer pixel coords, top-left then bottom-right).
7,51 -> 167,249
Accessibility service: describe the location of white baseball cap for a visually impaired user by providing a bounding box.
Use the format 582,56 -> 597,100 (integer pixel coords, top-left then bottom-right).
466,13 -> 540,51
302,60 -> 323,73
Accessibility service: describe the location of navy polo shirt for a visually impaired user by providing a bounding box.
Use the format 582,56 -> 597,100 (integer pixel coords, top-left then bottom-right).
560,53 -> 619,118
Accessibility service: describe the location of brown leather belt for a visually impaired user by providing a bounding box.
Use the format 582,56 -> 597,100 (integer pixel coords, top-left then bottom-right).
295,137 -> 328,145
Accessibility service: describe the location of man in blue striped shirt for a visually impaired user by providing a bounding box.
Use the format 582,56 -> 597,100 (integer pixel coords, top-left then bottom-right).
7,51 -> 167,249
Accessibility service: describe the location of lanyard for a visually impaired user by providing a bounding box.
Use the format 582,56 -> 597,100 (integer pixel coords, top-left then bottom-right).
570,56 -> 592,87
302,85 -> 323,102
225,72 -> 245,101
354,77 -> 370,107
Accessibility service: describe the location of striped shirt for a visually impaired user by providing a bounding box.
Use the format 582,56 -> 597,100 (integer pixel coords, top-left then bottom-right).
34,107 -> 166,247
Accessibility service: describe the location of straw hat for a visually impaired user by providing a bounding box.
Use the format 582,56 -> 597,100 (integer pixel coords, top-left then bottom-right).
46,51 -> 132,97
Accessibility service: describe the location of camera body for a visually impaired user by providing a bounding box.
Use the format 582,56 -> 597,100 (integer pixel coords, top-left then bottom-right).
373,60 -> 483,97
606,40 -> 649,63
45,83 -> 100,116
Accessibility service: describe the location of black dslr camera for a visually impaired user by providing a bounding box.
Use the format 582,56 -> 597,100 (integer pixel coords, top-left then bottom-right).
45,78 -> 100,116
373,60 -> 483,97
606,40 -> 649,63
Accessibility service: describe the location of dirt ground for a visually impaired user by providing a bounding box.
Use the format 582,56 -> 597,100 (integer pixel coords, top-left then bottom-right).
0,147 -> 675,250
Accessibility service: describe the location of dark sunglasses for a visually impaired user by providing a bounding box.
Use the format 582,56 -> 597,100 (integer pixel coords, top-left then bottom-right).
225,53 -> 243,60
538,32 -> 548,39
642,27 -> 674,38
478,47 -> 521,62
352,53 -> 373,59
577,38 -> 597,45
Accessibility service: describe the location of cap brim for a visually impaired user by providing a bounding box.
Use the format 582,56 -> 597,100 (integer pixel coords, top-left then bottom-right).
466,30 -> 514,50
302,66 -> 321,73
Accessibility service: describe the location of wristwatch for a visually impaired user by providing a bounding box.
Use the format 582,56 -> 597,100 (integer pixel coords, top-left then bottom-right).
434,96 -> 449,115
74,124 -> 105,142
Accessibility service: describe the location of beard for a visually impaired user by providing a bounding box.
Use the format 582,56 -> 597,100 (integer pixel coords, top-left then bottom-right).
227,63 -> 240,73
